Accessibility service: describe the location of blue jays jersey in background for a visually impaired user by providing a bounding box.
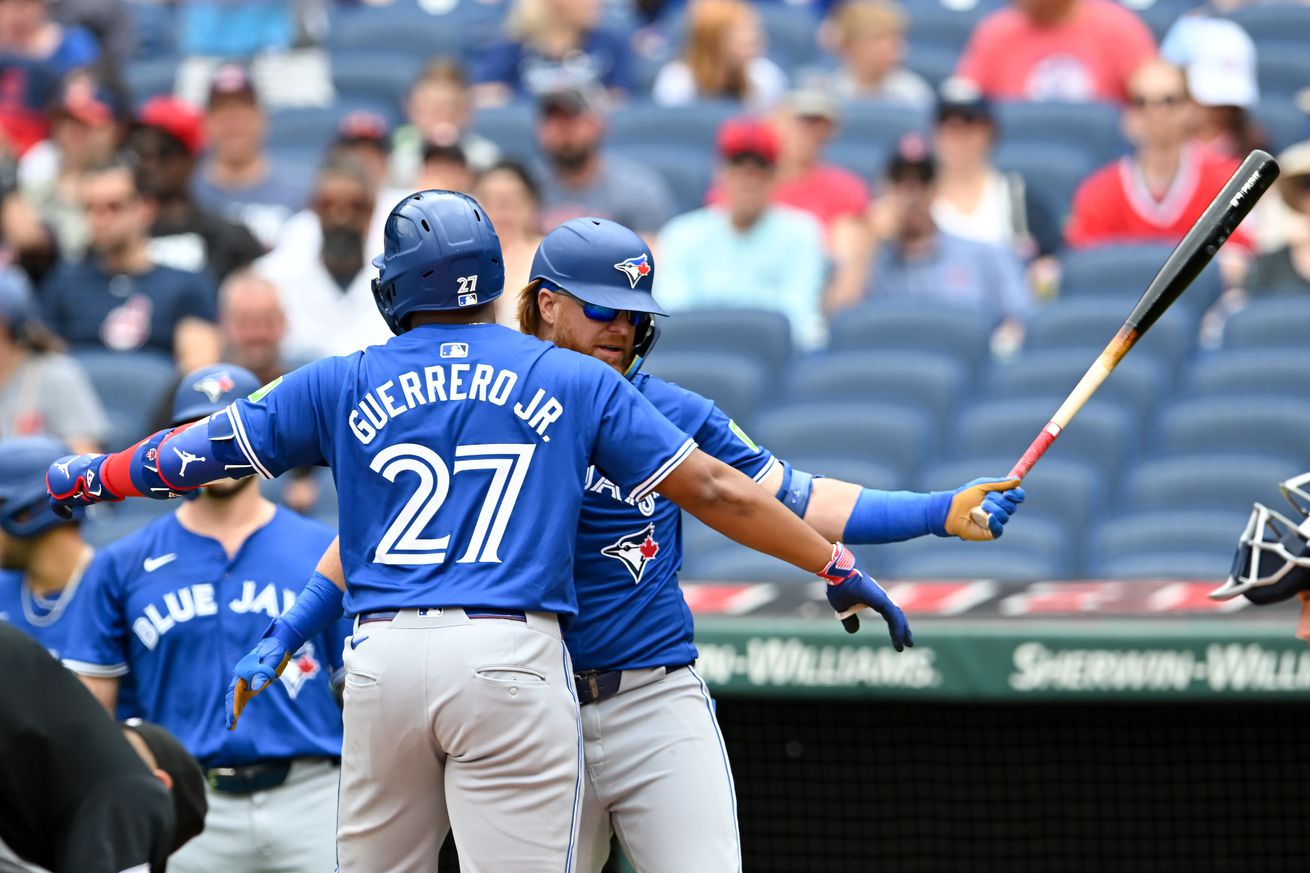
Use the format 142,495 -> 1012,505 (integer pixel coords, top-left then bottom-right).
0,568 -> 84,660
60,508 -> 345,769
567,374 -> 776,672
224,323 -> 696,620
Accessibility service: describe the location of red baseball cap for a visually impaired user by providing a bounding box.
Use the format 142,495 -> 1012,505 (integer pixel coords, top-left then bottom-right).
716,117 -> 779,165
136,96 -> 205,156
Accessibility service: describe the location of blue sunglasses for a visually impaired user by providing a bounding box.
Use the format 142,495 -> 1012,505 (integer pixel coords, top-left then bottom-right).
551,287 -> 650,329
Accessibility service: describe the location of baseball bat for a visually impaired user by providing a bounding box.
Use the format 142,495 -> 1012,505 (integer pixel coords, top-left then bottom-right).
969,149 -> 1280,530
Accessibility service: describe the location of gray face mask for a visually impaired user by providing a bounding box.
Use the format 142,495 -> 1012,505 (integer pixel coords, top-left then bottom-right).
1211,473 -> 1310,603
320,225 -> 365,290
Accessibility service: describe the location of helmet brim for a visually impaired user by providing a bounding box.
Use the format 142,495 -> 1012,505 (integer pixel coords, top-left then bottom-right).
542,278 -> 668,316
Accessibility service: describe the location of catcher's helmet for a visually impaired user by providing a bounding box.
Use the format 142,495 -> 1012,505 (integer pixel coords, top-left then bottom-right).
531,218 -> 665,376
171,363 -> 262,425
0,436 -> 82,538
371,190 -> 504,335
1211,471 -> 1310,603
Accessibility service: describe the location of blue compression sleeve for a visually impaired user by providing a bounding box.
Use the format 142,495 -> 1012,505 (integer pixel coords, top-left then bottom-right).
267,572 -> 346,650
842,488 -> 956,544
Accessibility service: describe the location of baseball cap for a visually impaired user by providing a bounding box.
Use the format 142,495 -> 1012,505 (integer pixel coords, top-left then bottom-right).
336,109 -> 391,151
50,76 -> 120,127
120,719 -> 207,854
1163,17 -> 1258,108
784,88 -> 840,123
538,84 -> 605,117
936,76 -> 993,123
886,132 -> 936,183
207,63 -> 258,108
137,96 -> 205,156
717,116 -> 779,165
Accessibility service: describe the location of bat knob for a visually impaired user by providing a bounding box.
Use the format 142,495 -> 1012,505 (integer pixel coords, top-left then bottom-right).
969,506 -> 991,529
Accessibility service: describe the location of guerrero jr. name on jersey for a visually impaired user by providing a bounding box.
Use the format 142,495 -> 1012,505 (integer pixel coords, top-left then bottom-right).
602,523 -> 661,585
131,580 -> 300,650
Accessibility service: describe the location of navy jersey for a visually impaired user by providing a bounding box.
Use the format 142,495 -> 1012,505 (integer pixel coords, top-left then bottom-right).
224,323 -> 695,619
60,508 -> 345,769
567,374 -> 776,671
0,567 -> 87,660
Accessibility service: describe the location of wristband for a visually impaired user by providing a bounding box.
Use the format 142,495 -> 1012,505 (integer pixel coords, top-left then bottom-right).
775,461 -> 817,518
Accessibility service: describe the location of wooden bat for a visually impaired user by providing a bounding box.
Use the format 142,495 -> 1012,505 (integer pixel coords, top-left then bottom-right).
969,149 -> 1280,530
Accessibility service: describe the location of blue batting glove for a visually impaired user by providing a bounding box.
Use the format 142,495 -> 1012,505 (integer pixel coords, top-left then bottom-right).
818,544 -> 913,649
225,619 -> 303,731
46,454 -> 121,518
937,477 -> 1025,541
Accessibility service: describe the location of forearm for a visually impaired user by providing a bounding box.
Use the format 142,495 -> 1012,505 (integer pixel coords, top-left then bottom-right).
762,465 -> 949,544
77,674 -> 119,714
90,411 -> 254,499
314,538 -> 346,592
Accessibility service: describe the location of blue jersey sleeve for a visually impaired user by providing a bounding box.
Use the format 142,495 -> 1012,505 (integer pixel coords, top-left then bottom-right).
226,358 -> 346,478
694,405 -> 777,484
61,551 -> 130,678
590,366 -> 697,504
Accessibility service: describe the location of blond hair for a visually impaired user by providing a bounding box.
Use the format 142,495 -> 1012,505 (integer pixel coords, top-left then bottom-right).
831,0 -> 905,46
508,0 -> 551,45
684,0 -> 757,100
516,279 -> 546,339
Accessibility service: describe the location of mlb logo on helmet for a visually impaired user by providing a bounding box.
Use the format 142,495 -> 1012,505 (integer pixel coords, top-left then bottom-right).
613,254 -> 651,289
193,371 -> 236,404
458,292 -> 478,306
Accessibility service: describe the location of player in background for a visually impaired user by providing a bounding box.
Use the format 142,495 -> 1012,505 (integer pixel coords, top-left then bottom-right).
47,191 -> 905,873
0,436 -> 96,659
1211,472 -> 1310,628
59,363 -> 344,873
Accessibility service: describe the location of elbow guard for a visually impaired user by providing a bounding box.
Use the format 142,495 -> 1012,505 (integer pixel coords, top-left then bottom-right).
775,461 -> 817,518
138,409 -> 257,496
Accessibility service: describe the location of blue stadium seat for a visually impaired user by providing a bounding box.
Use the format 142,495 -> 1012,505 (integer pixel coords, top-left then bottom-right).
656,308 -> 793,380
903,4 -> 988,53
781,350 -> 967,429
779,455 -> 907,492
1257,47 -> 1310,100
1222,295 -> 1310,350
608,102 -> 738,152
1183,350 -> 1307,399
1023,296 -> 1197,371
1059,244 -> 1221,311
124,60 -> 178,103
950,397 -> 1138,478
1120,452 -> 1302,514
827,302 -> 994,371
609,144 -> 712,214
983,349 -> 1166,421
1087,509 -> 1248,579
919,455 -> 1103,536
331,51 -> 424,114
757,4 -> 822,69
71,350 -> 177,450
754,402 -> 931,478
835,102 -> 931,157
1089,551 -> 1232,580
1228,4 -> 1310,48
1136,2 -> 1188,42
327,4 -> 482,61
1252,99 -> 1310,152
881,547 -> 1066,582
265,104 -> 396,151
469,103 -> 538,161
994,101 -> 1128,166
903,44 -> 958,90
692,548 -> 818,584
128,1 -> 178,60
992,141 -> 1094,218
825,141 -> 888,184
642,350 -> 769,427
1154,400 -> 1310,466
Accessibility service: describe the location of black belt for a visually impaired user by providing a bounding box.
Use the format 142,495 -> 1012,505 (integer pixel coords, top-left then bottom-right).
205,757 -> 339,795
357,607 -> 528,625
574,663 -> 691,706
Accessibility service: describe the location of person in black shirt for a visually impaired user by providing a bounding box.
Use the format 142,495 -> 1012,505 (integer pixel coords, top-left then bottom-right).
0,623 -> 206,873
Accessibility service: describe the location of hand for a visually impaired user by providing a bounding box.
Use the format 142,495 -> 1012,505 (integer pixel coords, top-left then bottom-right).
225,620 -> 299,731
945,478 -> 1024,541
818,544 -> 913,650
46,454 -> 121,518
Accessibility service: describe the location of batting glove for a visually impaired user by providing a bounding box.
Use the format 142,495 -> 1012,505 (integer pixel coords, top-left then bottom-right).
46,454 -> 122,518
224,618 -> 301,731
818,544 -> 913,650
940,478 -> 1024,541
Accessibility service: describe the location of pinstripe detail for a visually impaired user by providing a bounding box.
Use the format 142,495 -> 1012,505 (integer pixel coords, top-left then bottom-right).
752,456 -> 779,484
62,659 -> 128,678
688,666 -> 742,871
227,406 -> 273,480
563,643 -> 583,873
628,438 -> 697,503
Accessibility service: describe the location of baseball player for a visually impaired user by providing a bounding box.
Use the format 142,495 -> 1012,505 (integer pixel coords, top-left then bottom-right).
0,436 -> 95,659
47,191 -> 905,873
1211,471 -> 1310,615
59,364 -> 344,873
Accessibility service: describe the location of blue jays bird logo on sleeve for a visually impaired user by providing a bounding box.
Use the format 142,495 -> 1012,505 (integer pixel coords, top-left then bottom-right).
613,254 -> 652,289
193,371 -> 237,403
601,523 -> 660,584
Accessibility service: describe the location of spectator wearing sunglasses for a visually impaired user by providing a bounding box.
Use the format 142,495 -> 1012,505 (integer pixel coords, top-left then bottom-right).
656,116 -> 826,349
253,154 -> 392,361
1248,142 -> 1310,297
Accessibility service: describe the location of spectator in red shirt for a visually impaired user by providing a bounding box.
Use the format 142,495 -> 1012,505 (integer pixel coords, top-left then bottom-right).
956,0 -> 1154,104
1066,59 -> 1250,258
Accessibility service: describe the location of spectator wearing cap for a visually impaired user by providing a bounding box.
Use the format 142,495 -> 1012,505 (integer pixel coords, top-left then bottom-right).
130,96 -> 264,284
0,0 -> 100,155
930,79 -> 1060,263
254,154 -> 391,360
818,0 -> 932,107
389,59 -> 500,189
534,85 -> 674,238
1161,15 -> 1265,161
474,160 -> 544,327
956,0 -> 1154,104
332,110 -> 390,193
652,0 -> 787,110
40,158 -> 222,372
473,0 -> 633,107
657,117 -> 827,349
0,267 -> 107,451
861,136 -> 1035,338
1248,142 -> 1310,296
191,64 -> 314,250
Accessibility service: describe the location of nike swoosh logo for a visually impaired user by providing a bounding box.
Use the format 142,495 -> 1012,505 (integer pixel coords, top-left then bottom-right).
350,635 -> 369,649
143,554 -> 178,572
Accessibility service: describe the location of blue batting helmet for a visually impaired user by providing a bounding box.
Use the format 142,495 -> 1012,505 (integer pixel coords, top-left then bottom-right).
371,190 -> 504,335
171,364 -> 262,425
0,436 -> 83,538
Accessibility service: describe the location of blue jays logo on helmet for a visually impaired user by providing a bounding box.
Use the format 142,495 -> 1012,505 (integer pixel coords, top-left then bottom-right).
194,372 -> 236,404
171,363 -> 262,425
613,253 -> 652,289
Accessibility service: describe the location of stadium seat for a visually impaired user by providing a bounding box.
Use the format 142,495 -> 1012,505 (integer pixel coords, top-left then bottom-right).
757,4 -> 822,69
331,51 -> 424,114
827,301 -> 994,372
983,349 -> 1167,421
656,308 -> 793,380
1256,47 -> 1310,99
880,547 -> 1066,582
1059,244 -> 1221,311
1228,4 -> 1310,48
608,102 -> 739,153
903,44 -> 958,90
1023,296 -> 1196,372
992,141 -> 1094,218
128,1 -> 178,60
469,103 -> 538,160
71,350 -> 177,450
919,455 -> 1102,536
1136,2 -> 1187,42
1183,350 -> 1308,399
124,60 -> 178,103
609,144 -> 712,214
993,101 -> 1128,166
778,455 -> 907,492
1252,99 -> 1310,152
754,402 -> 931,478
903,4 -> 988,53
265,104 -> 396,151
1153,399 -> 1310,466
327,4 -> 484,62
949,397 -> 1138,478
1087,509 -> 1248,579
1222,295 -> 1310,350
825,141 -> 888,184
642,350 -> 769,427
1089,551 -> 1233,580
834,102 -> 931,158
1119,453 -> 1302,514
781,349 -> 967,429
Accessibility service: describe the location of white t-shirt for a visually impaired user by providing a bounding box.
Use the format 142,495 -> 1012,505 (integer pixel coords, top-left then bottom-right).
932,171 -> 1017,249
651,57 -> 787,110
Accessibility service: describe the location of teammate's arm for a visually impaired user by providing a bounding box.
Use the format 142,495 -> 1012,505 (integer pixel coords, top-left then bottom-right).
80,676 -> 120,714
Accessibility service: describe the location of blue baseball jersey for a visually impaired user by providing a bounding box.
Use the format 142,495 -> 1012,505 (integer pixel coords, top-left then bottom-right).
0,569 -> 84,660
223,323 -> 696,619
60,507 -> 345,769
566,373 -> 776,671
